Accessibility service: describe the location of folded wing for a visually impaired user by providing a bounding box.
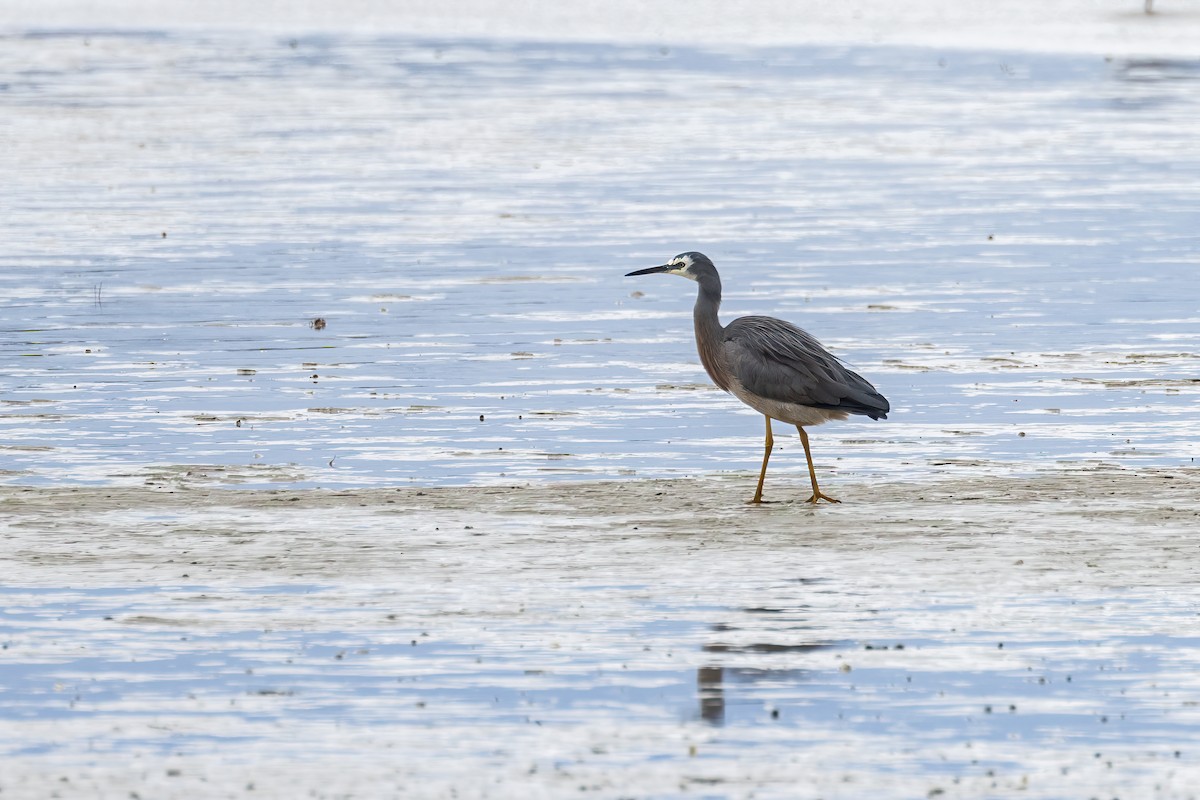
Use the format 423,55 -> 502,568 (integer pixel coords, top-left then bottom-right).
723,316 -> 889,419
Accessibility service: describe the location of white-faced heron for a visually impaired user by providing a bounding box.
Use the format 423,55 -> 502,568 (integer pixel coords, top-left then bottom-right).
627,251 -> 889,504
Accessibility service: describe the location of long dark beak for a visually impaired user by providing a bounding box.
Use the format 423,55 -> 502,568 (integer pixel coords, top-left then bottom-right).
625,264 -> 672,277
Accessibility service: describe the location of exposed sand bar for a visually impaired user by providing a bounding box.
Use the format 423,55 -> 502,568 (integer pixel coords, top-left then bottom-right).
4,466 -> 1199,588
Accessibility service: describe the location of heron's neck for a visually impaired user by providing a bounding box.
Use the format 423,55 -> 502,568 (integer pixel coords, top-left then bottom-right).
693,279 -> 730,391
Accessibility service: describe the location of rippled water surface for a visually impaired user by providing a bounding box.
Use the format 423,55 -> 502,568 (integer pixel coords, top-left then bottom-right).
3,32 -> 1198,487
3,29 -> 1200,799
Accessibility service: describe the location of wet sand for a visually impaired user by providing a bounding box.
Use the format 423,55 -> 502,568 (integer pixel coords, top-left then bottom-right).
9,462 -> 1200,582
5,465 -> 1200,589
4,467 -> 1200,798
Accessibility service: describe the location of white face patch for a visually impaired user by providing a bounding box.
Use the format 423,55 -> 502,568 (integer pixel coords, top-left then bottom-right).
667,253 -> 697,281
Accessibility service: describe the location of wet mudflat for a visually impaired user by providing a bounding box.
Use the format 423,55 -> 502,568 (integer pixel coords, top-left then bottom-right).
2,12 -> 1200,800
4,467 -> 1200,798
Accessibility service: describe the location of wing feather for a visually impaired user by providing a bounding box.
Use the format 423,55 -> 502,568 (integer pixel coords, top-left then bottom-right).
723,316 -> 889,419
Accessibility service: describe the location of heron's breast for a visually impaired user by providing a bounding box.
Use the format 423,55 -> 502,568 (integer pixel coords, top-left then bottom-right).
694,330 -> 732,392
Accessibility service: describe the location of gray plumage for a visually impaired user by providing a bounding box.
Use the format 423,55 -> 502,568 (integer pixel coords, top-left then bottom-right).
626,251 -> 889,504
725,315 -> 889,419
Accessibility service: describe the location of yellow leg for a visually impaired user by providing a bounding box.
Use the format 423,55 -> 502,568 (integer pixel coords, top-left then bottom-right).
797,426 -> 840,504
749,415 -> 773,504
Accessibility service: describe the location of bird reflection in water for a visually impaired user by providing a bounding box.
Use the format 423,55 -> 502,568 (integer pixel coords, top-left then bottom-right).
696,624 -> 833,725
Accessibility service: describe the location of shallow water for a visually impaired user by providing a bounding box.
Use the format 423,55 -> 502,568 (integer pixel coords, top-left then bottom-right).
3,473 -> 1200,798
2,32 -> 1199,487
3,28 -> 1200,800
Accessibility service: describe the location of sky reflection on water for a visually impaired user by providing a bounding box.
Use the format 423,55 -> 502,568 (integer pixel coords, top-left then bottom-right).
2,34 -> 1198,487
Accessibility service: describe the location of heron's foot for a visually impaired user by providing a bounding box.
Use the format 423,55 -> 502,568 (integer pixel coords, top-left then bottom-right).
805,491 -> 841,505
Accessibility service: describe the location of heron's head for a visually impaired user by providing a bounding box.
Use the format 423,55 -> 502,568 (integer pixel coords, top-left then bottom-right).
625,251 -> 716,282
